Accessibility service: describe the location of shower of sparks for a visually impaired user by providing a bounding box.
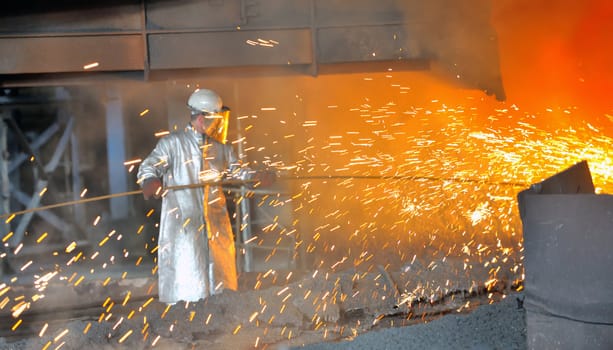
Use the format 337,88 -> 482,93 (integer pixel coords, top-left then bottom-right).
2,82 -> 612,349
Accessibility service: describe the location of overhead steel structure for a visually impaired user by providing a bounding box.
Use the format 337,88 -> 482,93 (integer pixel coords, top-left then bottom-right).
0,0 -> 504,99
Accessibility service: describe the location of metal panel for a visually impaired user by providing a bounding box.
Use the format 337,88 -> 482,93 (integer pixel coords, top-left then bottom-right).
105,90 -> 129,220
0,36 -> 144,74
240,0 -> 311,28
148,0 -> 312,29
520,193 -> 613,349
0,2 -> 141,34
146,0 -> 242,30
518,161 -> 613,348
518,160 -> 595,220
528,160 -> 594,195
317,25 -> 423,63
148,29 -> 312,69
315,0 -> 414,26
521,193 -> 613,322
527,311 -> 613,350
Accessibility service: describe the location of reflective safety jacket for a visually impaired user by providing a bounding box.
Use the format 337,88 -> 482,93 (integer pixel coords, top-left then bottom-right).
137,123 -> 244,304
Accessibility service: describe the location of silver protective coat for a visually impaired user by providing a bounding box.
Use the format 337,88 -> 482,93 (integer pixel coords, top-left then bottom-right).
137,123 -> 245,304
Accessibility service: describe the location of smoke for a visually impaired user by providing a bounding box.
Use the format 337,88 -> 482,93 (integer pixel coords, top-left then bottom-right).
492,0 -> 613,116
213,67 -> 612,274
403,0 -> 506,100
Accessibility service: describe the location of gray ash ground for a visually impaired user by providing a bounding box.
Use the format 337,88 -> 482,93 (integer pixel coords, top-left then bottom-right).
0,256 -> 526,349
293,294 -> 526,350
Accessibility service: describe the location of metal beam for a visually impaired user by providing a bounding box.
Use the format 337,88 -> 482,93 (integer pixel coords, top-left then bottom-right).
4,115 -> 48,180
0,117 -> 10,273
11,188 -> 72,233
70,130 -> 84,225
43,117 -> 73,173
105,89 -> 129,220
8,122 -> 59,173
9,179 -> 47,247
0,35 -> 145,74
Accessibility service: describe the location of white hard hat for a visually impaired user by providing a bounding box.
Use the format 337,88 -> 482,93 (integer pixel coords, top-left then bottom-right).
187,89 -> 223,114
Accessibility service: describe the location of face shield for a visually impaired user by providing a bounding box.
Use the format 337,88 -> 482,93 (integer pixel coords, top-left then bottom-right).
201,106 -> 230,144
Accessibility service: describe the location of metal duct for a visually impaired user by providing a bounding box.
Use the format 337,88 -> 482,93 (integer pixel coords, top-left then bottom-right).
518,161 -> 613,349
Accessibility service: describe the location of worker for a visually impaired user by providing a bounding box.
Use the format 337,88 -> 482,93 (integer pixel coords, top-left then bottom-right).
137,88 -> 272,304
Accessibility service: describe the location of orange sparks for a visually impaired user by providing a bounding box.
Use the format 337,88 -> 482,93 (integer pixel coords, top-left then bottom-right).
63,242 -> 75,254
124,159 -> 142,166
118,329 -> 133,343
0,286 -> 11,298
73,276 -> 85,286
11,301 -> 29,318
36,232 -> 48,243
141,297 -> 154,309
161,304 -> 172,319
4,214 -> 15,224
122,292 -> 131,306
11,319 -> 22,331
98,237 -> 109,247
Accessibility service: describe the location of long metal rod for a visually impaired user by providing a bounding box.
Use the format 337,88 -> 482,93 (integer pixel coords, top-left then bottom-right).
0,179 -> 256,220
0,174 -> 527,220
279,175 -> 528,188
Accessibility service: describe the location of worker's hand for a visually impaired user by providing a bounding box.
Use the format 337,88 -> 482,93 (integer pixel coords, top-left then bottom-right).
142,178 -> 163,200
254,170 -> 276,188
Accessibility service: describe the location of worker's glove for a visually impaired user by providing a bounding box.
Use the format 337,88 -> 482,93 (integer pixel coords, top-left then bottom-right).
253,170 -> 276,188
142,178 -> 163,200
